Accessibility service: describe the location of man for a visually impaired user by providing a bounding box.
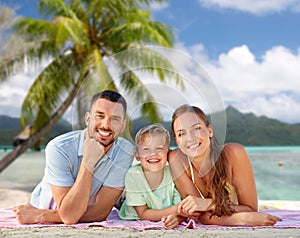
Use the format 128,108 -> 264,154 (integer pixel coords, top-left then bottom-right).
13,90 -> 134,224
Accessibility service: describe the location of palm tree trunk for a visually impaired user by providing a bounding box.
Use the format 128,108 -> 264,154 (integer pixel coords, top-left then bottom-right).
0,81 -> 83,173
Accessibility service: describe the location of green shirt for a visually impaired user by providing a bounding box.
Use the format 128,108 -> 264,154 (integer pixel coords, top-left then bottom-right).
119,164 -> 181,220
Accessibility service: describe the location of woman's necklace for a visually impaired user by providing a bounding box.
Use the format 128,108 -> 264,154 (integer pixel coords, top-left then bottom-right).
187,156 -> 205,199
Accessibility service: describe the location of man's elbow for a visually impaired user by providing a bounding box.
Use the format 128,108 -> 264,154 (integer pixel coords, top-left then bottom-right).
59,210 -> 82,225
61,215 -> 80,225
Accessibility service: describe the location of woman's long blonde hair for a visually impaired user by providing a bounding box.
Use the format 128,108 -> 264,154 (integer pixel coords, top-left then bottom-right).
171,104 -> 236,217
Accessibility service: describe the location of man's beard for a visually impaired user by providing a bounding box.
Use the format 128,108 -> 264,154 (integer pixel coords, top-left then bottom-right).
98,138 -> 115,148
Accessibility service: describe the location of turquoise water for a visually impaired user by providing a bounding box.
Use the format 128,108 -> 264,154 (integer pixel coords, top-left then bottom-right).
246,146 -> 300,201
1,146 -> 299,201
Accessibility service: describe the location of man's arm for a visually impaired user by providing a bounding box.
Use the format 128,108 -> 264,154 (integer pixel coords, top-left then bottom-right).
13,185 -> 123,224
79,186 -> 123,222
50,163 -> 93,224
51,134 -> 105,224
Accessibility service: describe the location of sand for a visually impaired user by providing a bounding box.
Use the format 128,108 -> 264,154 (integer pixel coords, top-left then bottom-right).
0,152 -> 299,238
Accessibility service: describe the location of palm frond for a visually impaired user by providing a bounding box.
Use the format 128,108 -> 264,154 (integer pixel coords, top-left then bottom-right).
71,46 -> 118,117
20,53 -> 77,129
38,0 -> 80,21
120,70 -> 162,123
51,15 -> 89,49
116,47 -> 185,90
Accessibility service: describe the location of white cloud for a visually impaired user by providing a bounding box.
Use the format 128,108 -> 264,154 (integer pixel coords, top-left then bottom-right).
148,1 -> 169,11
1,44 -> 300,124
185,44 -> 300,123
0,57 -> 51,118
198,0 -> 300,15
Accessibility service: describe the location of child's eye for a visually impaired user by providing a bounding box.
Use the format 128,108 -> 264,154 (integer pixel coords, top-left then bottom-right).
143,148 -> 149,151
156,147 -> 163,151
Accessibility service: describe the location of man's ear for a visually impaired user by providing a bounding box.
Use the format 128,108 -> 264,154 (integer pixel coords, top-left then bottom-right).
85,112 -> 90,127
120,119 -> 126,133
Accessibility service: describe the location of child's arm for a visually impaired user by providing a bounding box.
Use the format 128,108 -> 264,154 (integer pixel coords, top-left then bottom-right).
134,204 -> 178,222
134,205 -> 186,228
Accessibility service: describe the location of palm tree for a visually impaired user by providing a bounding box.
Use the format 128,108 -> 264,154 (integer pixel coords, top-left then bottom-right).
0,0 -> 183,172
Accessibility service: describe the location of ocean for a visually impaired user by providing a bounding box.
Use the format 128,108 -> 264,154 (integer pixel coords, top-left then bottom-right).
246,146 -> 300,201
0,146 -> 299,201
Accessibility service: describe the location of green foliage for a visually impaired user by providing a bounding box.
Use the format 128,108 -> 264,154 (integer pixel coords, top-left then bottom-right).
0,115 -> 71,146
0,0 -> 183,141
225,106 -> 300,145
1,106 -> 300,146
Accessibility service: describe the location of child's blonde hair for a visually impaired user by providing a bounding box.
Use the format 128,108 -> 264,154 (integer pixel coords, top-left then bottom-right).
135,123 -> 170,146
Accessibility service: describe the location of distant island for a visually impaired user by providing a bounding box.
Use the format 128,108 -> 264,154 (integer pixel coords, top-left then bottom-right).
0,106 -> 299,147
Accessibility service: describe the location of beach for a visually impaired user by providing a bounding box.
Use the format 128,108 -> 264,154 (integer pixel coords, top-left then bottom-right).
0,151 -> 299,237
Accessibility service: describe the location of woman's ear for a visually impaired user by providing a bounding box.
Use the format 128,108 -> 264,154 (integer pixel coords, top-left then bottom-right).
208,124 -> 213,138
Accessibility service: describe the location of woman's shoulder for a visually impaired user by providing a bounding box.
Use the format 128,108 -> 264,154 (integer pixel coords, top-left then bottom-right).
168,148 -> 186,162
223,142 -> 250,164
223,142 -> 245,152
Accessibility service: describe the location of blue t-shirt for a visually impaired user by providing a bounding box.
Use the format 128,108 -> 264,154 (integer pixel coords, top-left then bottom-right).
30,129 -> 134,209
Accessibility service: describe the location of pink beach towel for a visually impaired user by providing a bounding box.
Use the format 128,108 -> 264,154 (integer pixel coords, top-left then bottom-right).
0,208 -> 300,230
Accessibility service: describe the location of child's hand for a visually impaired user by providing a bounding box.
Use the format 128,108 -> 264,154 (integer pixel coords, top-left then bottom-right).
161,214 -> 179,228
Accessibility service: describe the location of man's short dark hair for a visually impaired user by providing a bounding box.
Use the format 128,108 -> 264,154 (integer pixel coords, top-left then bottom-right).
90,90 -> 127,115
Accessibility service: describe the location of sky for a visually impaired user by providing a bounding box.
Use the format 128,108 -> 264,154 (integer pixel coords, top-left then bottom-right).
1,0 -> 300,124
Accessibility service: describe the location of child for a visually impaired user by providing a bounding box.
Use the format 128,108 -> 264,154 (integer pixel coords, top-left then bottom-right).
119,124 -> 185,228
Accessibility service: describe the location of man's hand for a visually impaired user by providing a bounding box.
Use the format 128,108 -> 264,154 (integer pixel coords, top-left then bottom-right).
12,203 -> 44,224
83,130 -> 105,171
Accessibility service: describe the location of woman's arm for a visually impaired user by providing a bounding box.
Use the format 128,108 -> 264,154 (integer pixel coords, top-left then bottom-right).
199,211 -> 282,226
224,143 -> 258,212
168,149 -> 199,198
198,143 -> 282,226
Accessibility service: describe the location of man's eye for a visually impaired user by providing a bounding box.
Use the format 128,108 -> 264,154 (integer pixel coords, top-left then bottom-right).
96,115 -> 104,119
112,117 -> 120,122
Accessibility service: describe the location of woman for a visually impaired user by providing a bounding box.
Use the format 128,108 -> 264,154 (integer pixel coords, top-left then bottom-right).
168,104 -> 282,226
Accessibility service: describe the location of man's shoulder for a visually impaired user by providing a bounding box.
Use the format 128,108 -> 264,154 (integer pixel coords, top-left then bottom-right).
116,137 -> 133,146
114,137 -> 134,153
47,130 -> 82,148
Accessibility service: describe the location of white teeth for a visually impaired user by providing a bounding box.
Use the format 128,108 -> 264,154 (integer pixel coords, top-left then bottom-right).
98,130 -> 111,137
147,158 -> 160,163
188,143 -> 199,149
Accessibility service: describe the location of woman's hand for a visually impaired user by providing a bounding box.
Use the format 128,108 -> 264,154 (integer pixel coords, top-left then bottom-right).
239,211 -> 282,226
198,210 -> 282,226
177,195 -> 213,215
